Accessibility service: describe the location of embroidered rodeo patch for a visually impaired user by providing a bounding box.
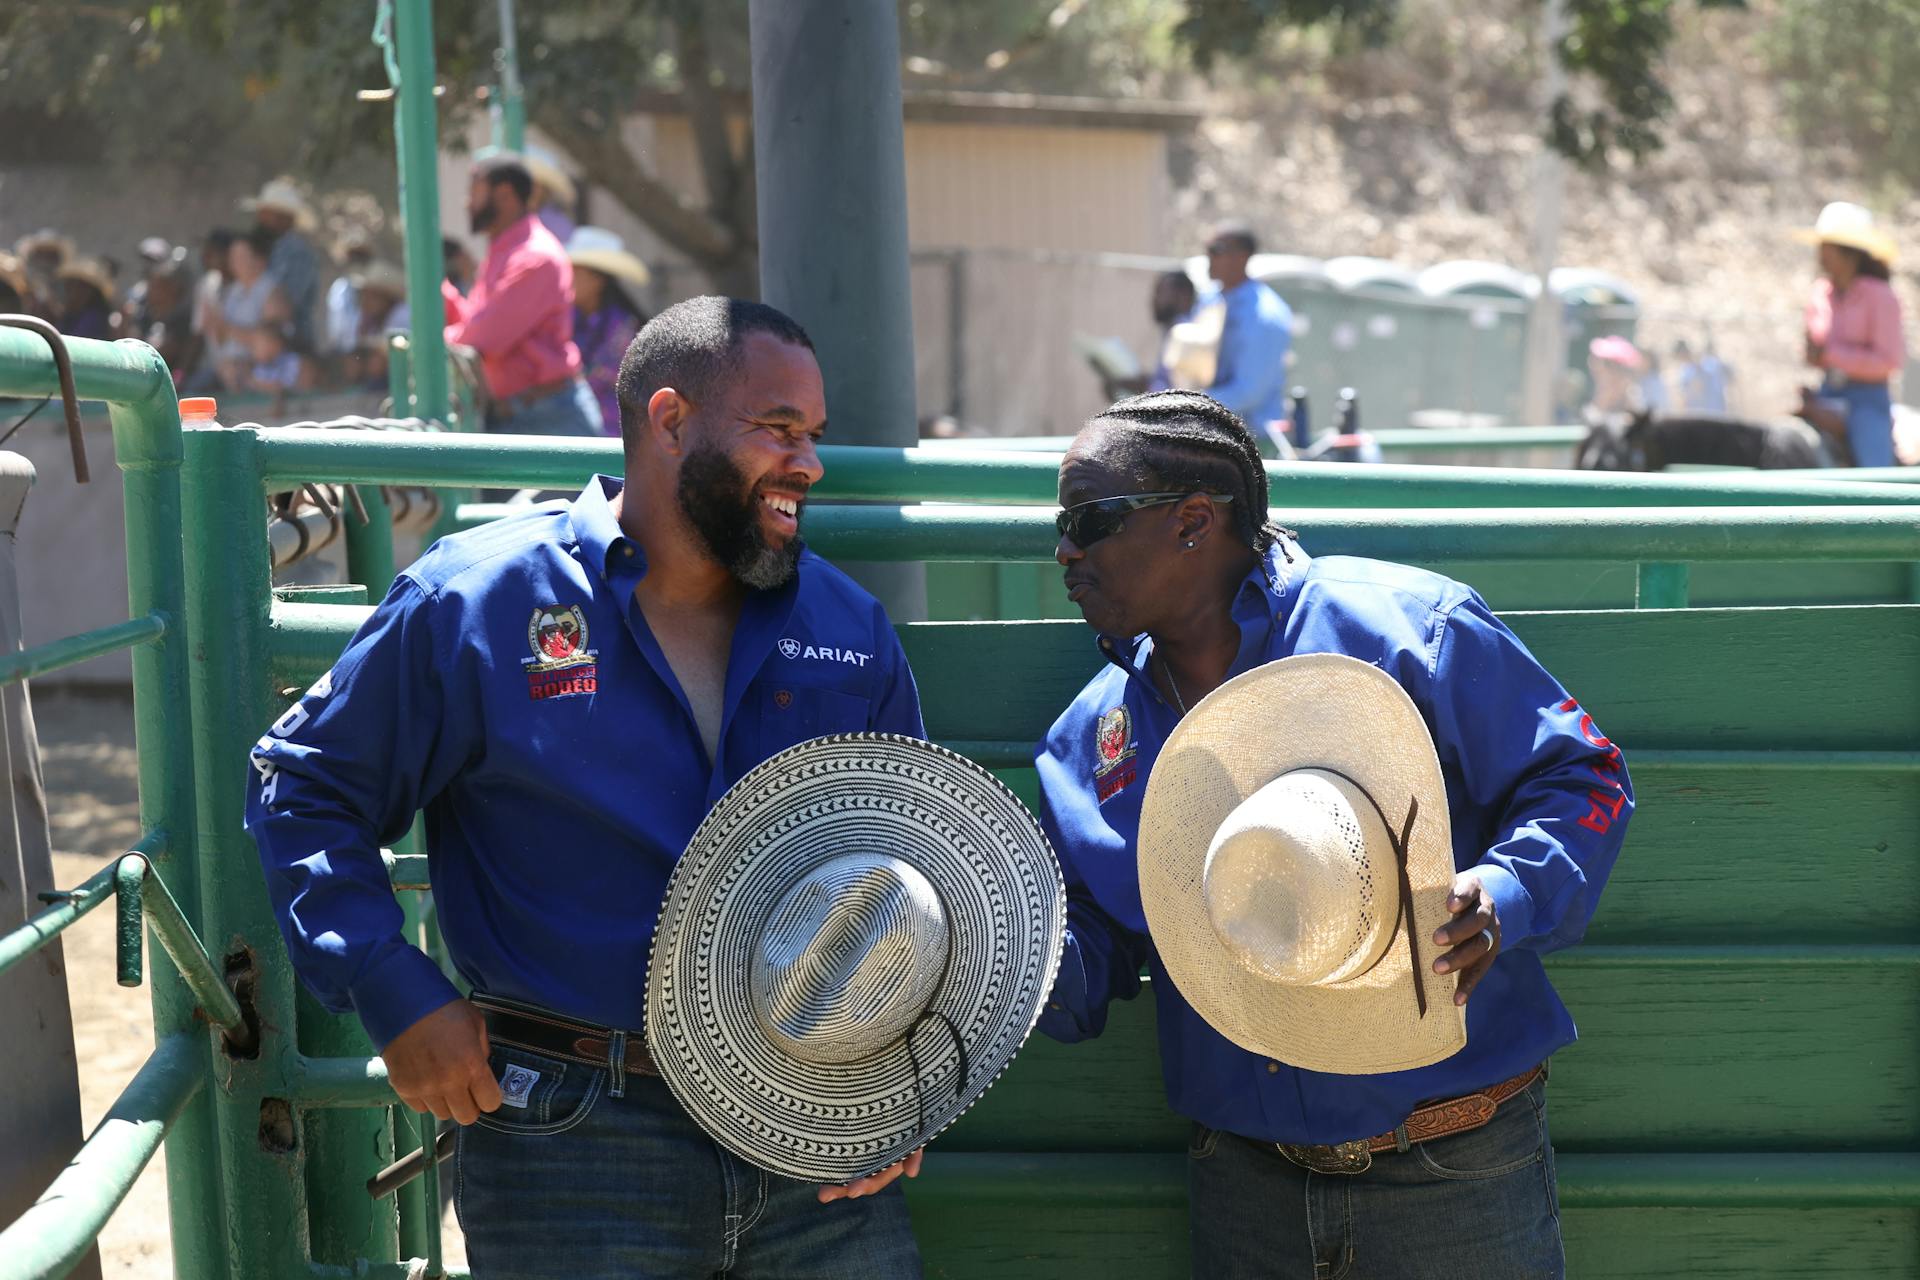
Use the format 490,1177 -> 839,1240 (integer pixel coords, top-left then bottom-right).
1094,705 -> 1139,803
523,604 -> 598,701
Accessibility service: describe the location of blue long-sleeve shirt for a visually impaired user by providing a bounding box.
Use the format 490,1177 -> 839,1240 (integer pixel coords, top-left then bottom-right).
1034,542 -> 1630,1145
1208,278 -> 1293,430
244,475 -> 924,1048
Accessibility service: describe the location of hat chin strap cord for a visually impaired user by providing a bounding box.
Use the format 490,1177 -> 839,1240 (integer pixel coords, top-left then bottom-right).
900,925 -> 971,1157
1308,768 -> 1429,1019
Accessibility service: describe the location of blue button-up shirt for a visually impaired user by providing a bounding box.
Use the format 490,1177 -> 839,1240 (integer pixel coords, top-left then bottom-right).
1208,278 -> 1293,431
1034,543 -> 1631,1145
245,476 -> 924,1048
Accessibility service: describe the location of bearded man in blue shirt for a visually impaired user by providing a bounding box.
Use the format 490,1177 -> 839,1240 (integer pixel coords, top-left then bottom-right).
1036,389 -> 1632,1278
246,296 -> 927,1278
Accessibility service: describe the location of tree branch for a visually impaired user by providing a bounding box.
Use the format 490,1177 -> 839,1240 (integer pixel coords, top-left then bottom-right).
532,101 -> 739,265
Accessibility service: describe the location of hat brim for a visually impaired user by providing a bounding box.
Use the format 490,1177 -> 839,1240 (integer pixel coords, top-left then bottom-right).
243,197 -> 318,231
1139,653 -> 1466,1075
646,734 -> 1065,1182
1792,226 -> 1899,266
568,249 -> 651,289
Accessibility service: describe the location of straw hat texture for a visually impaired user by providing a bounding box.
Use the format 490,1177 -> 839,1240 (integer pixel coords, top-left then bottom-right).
242,179 -> 318,231
566,226 -> 652,289
1139,653 -> 1466,1075
57,258 -> 117,304
647,734 -> 1066,1182
1794,202 -> 1898,266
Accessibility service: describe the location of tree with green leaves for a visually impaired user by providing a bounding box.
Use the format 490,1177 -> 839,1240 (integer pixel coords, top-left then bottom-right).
0,0 -> 1748,293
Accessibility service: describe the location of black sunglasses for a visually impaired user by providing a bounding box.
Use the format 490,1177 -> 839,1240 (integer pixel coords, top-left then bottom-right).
1055,492 -> 1235,549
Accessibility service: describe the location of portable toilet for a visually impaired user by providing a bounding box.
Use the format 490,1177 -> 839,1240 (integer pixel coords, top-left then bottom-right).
1418,260 -> 1536,423
1323,257 -> 1425,428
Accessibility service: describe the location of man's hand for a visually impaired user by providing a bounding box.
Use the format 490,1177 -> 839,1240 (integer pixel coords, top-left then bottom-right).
1430,871 -> 1502,1007
817,1149 -> 924,1204
381,997 -> 502,1124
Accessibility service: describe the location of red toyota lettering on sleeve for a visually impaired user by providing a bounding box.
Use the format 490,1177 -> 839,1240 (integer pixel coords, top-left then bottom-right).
1559,697 -> 1626,833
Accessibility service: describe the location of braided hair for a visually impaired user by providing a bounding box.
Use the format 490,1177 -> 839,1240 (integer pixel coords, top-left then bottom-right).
1086,389 -> 1294,558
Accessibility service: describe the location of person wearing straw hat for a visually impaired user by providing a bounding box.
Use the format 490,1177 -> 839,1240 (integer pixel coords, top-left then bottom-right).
55,257 -> 117,341
1034,389 -> 1633,1277
13,229 -> 73,321
446,152 -> 602,437
524,146 -> 580,245
567,226 -> 652,436
247,295 -> 935,1277
1794,202 -> 1906,468
243,178 -> 322,351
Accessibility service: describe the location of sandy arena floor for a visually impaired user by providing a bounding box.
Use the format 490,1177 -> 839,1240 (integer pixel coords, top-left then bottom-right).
37,689 -> 467,1277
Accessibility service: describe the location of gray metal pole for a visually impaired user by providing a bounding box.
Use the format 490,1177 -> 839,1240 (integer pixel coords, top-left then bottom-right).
749,0 -> 927,621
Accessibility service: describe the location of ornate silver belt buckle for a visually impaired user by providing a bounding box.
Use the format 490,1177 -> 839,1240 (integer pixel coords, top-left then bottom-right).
1279,1139 -> 1373,1175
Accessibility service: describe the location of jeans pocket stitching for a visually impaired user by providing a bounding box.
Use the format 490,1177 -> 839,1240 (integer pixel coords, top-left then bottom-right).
1187,1124 -> 1222,1162
1413,1101 -> 1546,1181
475,1067 -> 606,1137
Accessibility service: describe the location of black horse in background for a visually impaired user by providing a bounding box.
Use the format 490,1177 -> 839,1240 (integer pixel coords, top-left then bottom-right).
1575,410 -> 1828,471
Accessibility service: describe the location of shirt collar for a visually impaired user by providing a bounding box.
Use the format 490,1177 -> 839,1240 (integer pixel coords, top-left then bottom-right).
1096,536 -> 1306,679
569,474 -> 643,588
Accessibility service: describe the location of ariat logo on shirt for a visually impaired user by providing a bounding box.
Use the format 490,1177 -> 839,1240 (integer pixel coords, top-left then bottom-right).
778,636 -> 872,667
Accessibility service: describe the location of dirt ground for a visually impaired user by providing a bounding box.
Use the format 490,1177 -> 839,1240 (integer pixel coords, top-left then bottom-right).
37,688 -> 467,1277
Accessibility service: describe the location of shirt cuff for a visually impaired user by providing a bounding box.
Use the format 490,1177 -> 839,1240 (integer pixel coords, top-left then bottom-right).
349,943 -> 464,1050
1036,930 -> 1093,1042
1473,863 -> 1537,950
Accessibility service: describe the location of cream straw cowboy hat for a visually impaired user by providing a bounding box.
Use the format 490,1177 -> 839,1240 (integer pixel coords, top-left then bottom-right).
1138,653 -> 1467,1075
242,179 -> 319,231
565,226 -> 652,290
647,734 -> 1066,1182
1793,202 -> 1899,267
524,147 -> 578,209
57,257 -> 118,305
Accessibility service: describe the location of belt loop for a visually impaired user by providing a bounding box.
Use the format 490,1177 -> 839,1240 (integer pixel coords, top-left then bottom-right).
1392,1123 -> 1411,1154
608,1029 -> 628,1099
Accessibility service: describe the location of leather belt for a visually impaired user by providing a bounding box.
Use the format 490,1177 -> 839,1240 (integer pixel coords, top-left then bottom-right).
471,994 -> 657,1079
493,375 -> 581,417
1277,1064 -> 1545,1175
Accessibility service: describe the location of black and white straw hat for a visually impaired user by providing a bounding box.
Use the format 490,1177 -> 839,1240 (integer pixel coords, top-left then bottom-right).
645,734 -> 1066,1182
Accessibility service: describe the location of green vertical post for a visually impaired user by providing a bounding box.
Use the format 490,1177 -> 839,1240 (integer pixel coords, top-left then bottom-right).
1636,561 -> 1690,609
386,333 -> 413,417
749,0 -> 927,622
394,0 -> 451,426
343,487 -> 397,598
181,425 -> 338,1275
493,0 -> 526,151
105,345 -> 231,1280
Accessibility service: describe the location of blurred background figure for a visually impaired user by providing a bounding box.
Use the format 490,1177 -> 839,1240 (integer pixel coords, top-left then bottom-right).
565,226 -> 651,437
124,248 -> 195,373
0,254 -> 26,314
243,324 -> 311,413
1100,269 -> 1203,399
55,257 -> 116,340
13,229 -> 72,322
1201,219 -> 1292,449
1585,335 -> 1647,423
1635,349 -> 1670,413
443,236 -> 477,296
208,228 -> 291,392
1673,339 -> 1733,414
524,147 -> 579,245
344,261 -> 410,390
324,236 -> 377,362
242,179 -> 321,353
1795,201 -> 1904,468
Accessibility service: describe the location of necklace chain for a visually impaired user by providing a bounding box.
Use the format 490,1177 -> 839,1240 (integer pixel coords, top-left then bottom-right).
1157,649 -> 1189,716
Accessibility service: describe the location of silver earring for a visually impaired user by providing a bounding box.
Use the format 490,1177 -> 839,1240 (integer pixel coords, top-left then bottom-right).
1184,540 -> 1196,549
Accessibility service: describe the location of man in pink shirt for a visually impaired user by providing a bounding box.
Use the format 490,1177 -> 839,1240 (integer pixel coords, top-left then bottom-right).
1796,201 -> 1905,468
446,154 -> 603,436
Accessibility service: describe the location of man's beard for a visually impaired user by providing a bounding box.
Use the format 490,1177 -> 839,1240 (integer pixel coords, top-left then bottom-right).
677,444 -> 803,590
469,199 -> 497,235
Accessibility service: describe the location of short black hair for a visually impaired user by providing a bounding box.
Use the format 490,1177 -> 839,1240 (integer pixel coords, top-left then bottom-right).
1207,220 -> 1258,256
1086,389 -> 1290,556
613,295 -> 815,445
475,153 -> 534,205
241,227 -> 276,260
205,228 -> 236,250
1156,269 -> 1197,297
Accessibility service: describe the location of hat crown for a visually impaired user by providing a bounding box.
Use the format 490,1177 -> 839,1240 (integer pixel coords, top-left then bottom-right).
749,852 -> 950,1065
1815,202 -> 1877,235
567,226 -> 626,257
1202,769 -> 1398,988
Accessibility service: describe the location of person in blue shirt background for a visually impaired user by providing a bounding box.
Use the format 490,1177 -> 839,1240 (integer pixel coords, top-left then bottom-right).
246,296 -> 927,1278
1037,389 -> 1631,1278
1202,221 -> 1294,448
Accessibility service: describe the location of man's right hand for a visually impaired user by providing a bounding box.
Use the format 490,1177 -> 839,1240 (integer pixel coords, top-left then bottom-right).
381,997 -> 503,1124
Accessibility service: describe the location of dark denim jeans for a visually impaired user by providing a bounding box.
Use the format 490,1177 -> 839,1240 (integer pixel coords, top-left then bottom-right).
487,377 -> 604,437
1186,1075 -> 1562,1279
454,1041 -> 922,1279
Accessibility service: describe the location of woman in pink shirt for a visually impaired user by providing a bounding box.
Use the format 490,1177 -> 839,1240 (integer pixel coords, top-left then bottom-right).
1798,202 -> 1904,467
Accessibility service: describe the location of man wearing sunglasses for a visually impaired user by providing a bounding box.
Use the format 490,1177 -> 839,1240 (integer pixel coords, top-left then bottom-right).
1200,220 -> 1293,450
1032,388 -> 1631,1278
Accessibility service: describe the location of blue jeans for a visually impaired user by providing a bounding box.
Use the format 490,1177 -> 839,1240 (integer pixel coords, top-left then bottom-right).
487,377 -> 604,437
1186,1075 -> 1562,1279
1818,377 -> 1895,468
454,1042 -> 922,1278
